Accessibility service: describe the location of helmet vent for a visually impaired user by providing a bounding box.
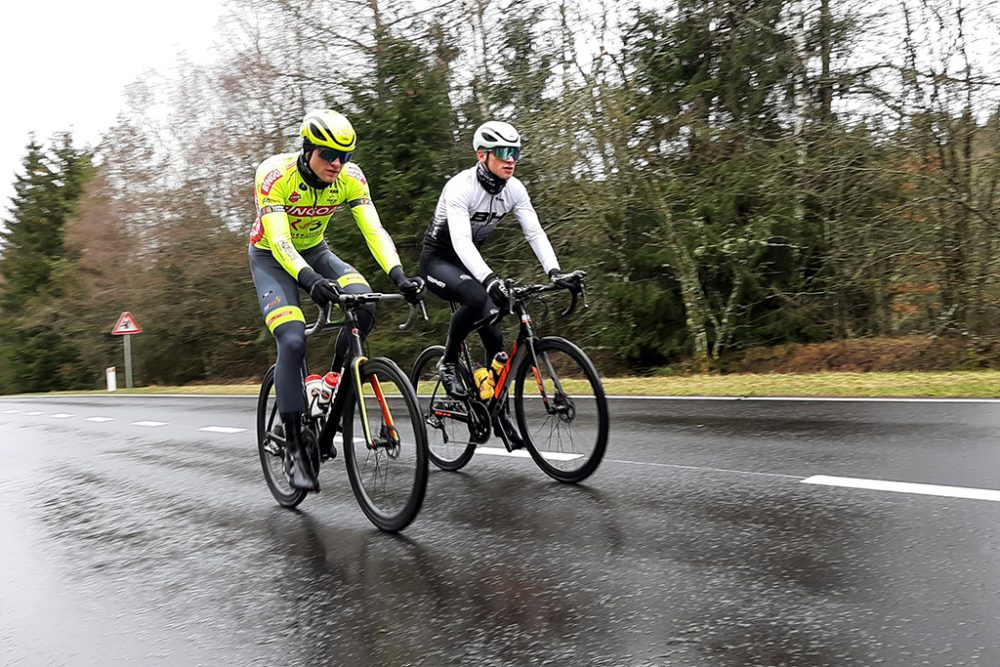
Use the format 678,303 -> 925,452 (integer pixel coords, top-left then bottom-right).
310,121 -> 330,142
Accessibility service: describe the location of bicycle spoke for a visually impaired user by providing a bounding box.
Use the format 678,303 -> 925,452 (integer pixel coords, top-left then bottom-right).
257,366 -> 307,508
410,346 -> 477,471
344,358 -> 427,532
515,339 -> 608,483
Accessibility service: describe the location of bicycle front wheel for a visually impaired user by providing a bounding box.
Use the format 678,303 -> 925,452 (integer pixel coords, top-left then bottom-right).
257,365 -> 307,508
343,357 -> 429,532
410,346 -> 477,471
514,337 -> 609,483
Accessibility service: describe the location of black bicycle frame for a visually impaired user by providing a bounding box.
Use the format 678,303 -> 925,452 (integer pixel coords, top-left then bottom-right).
303,294 -> 419,457
457,280 -> 582,424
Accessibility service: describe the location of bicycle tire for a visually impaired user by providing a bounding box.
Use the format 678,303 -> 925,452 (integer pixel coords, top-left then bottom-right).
257,365 -> 308,508
342,356 -> 429,532
513,337 -> 609,483
409,345 -> 478,471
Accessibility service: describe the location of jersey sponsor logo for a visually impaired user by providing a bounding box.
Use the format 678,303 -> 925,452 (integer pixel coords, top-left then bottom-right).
249,217 -> 263,243
260,169 -> 282,196
277,239 -> 297,257
346,163 -> 366,184
470,211 -> 506,223
259,204 -> 285,216
286,205 -> 337,217
337,272 -> 368,288
347,197 -> 372,209
290,218 -> 324,232
265,306 -> 300,329
289,191 -> 301,202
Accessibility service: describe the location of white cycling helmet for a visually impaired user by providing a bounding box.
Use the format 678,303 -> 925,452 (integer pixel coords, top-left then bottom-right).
472,121 -> 521,151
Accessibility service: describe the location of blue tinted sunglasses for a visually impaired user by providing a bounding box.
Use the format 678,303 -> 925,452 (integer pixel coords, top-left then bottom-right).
317,147 -> 352,164
490,146 -> 520,161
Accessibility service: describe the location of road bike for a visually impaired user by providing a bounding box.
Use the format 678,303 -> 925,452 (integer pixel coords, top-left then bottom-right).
257,293 -> 429,532
410,271 -> 608,483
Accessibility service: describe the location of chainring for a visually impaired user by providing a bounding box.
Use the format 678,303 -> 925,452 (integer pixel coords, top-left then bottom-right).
468,400 -> 492,444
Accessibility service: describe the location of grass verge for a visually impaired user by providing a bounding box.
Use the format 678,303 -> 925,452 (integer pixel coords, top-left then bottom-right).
15,370 -> 1000,398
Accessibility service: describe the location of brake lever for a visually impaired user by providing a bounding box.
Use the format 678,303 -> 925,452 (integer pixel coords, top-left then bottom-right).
399,300 -> 429,331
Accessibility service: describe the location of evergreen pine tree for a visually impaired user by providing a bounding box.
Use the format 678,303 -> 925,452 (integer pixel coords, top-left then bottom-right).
0,134 -> 93,393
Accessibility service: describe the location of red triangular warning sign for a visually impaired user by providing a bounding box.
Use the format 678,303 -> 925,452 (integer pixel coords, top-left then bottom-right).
111,311 -> 143,335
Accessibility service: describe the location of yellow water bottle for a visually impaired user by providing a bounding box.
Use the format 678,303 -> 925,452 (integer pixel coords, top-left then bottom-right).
473,366 -> 494,400
490,351 -> 509,387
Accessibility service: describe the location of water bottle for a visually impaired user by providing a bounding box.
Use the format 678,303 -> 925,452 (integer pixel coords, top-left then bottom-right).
473,366 -> 494,400
490,351 -> 509,385
304,374 -> 324,417
320,372 -> 340,404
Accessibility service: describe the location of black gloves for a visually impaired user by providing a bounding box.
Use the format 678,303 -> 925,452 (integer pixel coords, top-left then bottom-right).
389,266 -> 425,305
548,268 -> 583,293
482,272 -> 511,311
297,267 -> 341,306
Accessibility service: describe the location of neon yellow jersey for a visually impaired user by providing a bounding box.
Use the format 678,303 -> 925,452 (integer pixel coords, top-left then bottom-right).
249,153 -> 401,278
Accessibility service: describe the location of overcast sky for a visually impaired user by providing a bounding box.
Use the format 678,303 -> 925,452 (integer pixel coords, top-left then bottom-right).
0,0 -> 227,215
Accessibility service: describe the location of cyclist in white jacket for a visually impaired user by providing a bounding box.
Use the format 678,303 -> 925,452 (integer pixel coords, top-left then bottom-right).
419,120 -> 582,447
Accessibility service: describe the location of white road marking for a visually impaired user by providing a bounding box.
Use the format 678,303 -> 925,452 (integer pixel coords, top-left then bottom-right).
608,395 -> 1000,403
198,426 -> 246,434
330,436 -> 367,445
801,475 -> 1000,503
131,421 -> 167,427
83,417 -> 114,423
3,409 -> 20,414
606,458 -> 802,479
475,446 -> 583,461
49,413 -> 74,419
24,411 -> 44,416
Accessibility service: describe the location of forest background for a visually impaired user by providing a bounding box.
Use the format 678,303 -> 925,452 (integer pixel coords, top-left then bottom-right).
3,0 -> 1000,393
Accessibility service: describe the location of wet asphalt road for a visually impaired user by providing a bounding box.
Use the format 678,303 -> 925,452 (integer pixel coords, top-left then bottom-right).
1,395 -> 1000,666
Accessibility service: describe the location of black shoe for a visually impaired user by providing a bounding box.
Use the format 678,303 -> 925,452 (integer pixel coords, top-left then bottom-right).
281,412 -> 320,492
493,410 -> 524,450
286,446 -> 320,492
437,360 -> 468,400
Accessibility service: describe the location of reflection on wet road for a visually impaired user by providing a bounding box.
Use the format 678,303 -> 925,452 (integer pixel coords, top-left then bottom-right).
1,395 -> 999,665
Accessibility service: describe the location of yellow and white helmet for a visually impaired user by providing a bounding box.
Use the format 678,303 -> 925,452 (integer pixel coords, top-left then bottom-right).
300,109 -> 357,152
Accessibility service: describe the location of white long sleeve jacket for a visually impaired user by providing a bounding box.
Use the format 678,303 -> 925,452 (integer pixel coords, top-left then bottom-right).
422,165 -> 560,282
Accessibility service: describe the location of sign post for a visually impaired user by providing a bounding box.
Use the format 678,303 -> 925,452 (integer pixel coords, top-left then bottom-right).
111,312 -> 143,389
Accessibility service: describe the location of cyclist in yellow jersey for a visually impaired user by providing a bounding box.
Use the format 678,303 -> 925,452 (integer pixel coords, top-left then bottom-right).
249,109 -> 424,492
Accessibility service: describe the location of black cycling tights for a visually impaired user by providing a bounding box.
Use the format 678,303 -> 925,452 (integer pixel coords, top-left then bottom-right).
420,253 -> 504,365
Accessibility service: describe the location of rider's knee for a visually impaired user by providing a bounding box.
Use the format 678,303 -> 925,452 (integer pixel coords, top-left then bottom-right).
274,322 -> 307,360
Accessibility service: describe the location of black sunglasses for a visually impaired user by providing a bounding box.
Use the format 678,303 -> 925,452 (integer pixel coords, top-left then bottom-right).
317,147 -> 352,164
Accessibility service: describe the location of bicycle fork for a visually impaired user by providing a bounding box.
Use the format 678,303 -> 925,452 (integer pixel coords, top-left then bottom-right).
351,355 -> 401,452
523,339 -> 571,417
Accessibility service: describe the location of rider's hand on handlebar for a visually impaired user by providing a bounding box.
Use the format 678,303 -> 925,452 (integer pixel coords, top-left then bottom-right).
297,267 -> 341,306
548,269 -> 584,293
390,266 -> 426,305
482,272 -> 511,311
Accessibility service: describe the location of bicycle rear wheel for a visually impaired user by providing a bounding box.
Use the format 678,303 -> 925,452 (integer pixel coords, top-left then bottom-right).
409,346 -> 478,471
513,337 -> 609,483
343,357 -> 429,532
257,365 -> 308,508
